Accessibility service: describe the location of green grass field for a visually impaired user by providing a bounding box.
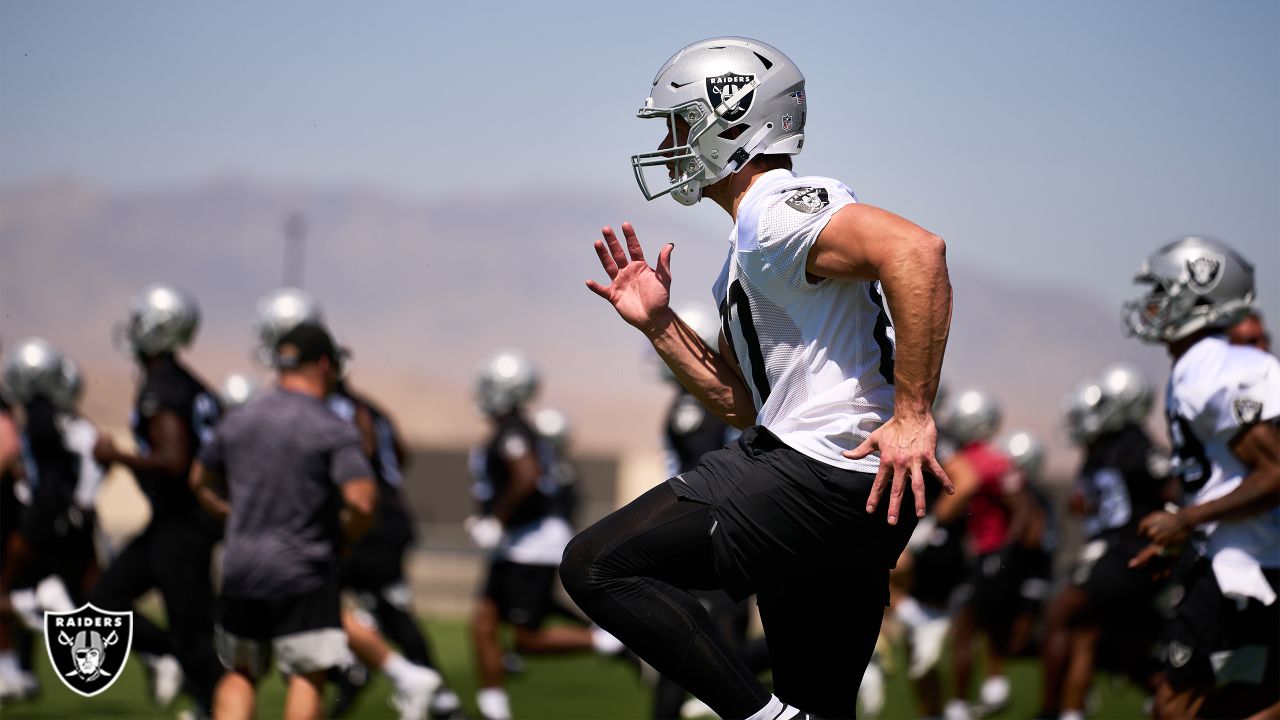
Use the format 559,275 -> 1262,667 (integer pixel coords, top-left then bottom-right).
0,619 -> 1149,719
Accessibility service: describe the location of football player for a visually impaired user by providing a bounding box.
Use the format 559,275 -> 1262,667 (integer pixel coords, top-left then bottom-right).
935,390 -> 1034,720
561,37 -> 953,719
468,352 -> 624,720
997,430 -> 1055,660
1228,310 -> 1272,353
90,284 -> 223,714
1037,366 -> 1170,720
1124,236 -> 1280,719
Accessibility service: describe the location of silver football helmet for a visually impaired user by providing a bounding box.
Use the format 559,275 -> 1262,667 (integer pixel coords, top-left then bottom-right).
1000,431 -> 1045,482
2,338 -> 82,411
657,303 -> 722,381
254,287 -> 323,365
1123,236 -> 1255,343
219,373 -> 259,410
938,389 -> 1001,445
475,351 -> 538,416
633,37 -> 806,206
117,283 -> 200,356
534,408 -> 570,451
1064,363 -> 1153,443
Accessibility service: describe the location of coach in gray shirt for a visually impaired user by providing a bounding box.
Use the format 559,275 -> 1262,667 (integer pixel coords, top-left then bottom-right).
190,323 -> 376,720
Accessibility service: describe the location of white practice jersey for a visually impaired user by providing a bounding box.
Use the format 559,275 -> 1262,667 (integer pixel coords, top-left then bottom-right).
713,169 -> 895,473
1167,335 -> 1280,602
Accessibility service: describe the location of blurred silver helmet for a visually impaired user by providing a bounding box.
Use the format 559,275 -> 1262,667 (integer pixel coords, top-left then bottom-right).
254,287 -> 323,365
633,37 -> 806,206
657,303 -> 722,381
1123,236 -> 1255,343
2,338 -> 82,411
1064,364 -> 1152,443
938,389 -> 1001,445
533,408 -> 570,451
219,373 -> 259,410
118,283 -> 200,356
475,351 -> 538,416
1000,431 -> 1044,482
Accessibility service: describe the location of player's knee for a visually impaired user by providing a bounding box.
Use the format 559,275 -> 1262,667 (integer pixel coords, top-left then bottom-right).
560,532 -> 603,605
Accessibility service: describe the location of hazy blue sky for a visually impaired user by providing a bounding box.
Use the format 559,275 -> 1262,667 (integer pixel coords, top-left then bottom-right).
3,0 -> 1278,323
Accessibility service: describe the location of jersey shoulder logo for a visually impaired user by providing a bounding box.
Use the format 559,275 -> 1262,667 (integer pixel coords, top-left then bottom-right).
784,187 -> 830,214
1234,396 -> 1264,425
1186,254 -> 1223,292
45,604 -> 133,697
705,72 -> 755,121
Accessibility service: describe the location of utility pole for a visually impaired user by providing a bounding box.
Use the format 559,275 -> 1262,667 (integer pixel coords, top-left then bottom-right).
283,212 -> 307,289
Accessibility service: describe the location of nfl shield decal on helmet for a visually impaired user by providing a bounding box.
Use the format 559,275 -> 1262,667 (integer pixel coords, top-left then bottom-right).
1186,254 -> 1224,293
44,604 -> 133,697
785,187 -> 830,214
706,72 -> 756,121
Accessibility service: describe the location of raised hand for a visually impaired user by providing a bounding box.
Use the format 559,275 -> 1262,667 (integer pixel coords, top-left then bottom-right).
585,223 -> 675,335
846,413 -> 954,525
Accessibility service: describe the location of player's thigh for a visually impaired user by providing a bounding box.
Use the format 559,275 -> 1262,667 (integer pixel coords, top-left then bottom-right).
151,526 -> 216,633
89,531 -> 157,607
757,566 -> 887,715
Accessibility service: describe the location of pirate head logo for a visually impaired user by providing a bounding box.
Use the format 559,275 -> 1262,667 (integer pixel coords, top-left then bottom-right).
705,72 -> 756,121
45,604 -> 132,697
1186,254 -> 1223,293
1234,396 -> 1264,426
1167,640 -> 1193,669
784,187 -> 830,214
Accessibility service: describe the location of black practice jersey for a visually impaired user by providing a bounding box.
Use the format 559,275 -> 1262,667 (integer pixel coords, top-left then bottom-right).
1077,423 -> 1167,539
470,413 -> 568,527
664,388 -> 738,476
328,387 -> 415,547
130,355 -> 220,522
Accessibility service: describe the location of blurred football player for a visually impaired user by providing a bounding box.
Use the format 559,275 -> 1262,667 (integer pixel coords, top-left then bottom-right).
997,430 -> 1055,659
218,373 -> 260,412
936,390 -> 1035,720
90,284 -> 223,713
468,352 -> 624,720
1228,310 -> 1271,354
1124,236 -> 1280,719
562,37 -> 952,719
190,323 -> 377,720
1037,366 -> 1171,720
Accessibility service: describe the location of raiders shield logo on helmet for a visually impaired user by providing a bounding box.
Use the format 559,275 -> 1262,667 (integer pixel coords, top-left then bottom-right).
1234,396 -> 1264,426
1167,640 -> 1193,669
44,604 -> 133,697
785,187 -> 830,214
1186,254 -> 1224,292
705,72 -> 756,121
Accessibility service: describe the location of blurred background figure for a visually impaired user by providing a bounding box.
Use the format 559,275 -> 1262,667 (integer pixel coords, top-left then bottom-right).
89,284 -> 223,715
1228,310 -> 1271,353
467,351 -> 625,720
996,430 -> 1055,660
1038,365 -> 1170,720
218,373 -> 260,412
0,339 -> 100,701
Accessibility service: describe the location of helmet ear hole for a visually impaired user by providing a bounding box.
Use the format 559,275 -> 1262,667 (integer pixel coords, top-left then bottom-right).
718,124 -> 749,140
753,51 -> 773,69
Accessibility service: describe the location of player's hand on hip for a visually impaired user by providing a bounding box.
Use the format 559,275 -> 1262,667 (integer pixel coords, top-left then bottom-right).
846,413 -> 954,525
585,223 -> 676,335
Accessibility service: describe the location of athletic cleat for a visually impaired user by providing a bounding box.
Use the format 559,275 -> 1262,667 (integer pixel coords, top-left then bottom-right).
909,613 -> 951,679
974,675 -> 1010,717
390,665 -> 443,720
858,658 -> 886,718
142,654 -> 183,707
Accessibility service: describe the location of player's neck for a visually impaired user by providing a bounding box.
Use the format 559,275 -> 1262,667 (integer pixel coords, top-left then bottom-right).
279,373 -> 326,400
707,163 -> 779,220
1167,329 -> 1217,361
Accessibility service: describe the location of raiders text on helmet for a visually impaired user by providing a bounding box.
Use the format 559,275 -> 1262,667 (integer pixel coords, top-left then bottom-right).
632,37 -> 806,206
1123,236 -> 1255,343
117,283 -> 200,356
475,351 -> 538,416
2,338 -> 82,411
938,389 -> 1001,445
254,287 -> 323,365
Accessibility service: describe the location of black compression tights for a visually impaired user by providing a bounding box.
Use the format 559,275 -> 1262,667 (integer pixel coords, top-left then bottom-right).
561,484 -> 771,719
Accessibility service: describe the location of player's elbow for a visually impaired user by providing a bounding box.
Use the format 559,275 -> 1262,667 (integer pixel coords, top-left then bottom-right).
915,231 -> 947,266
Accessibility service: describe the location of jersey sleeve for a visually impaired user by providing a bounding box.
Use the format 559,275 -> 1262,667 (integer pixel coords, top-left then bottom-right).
330,422 -> 373,485
748,182 -> 857,292
1203,353 -> 1280,440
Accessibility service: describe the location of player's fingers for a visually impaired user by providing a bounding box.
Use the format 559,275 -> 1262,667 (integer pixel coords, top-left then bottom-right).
845,434 -> 878,461
655,243 -> 674,286
584,280 -> 611,300
594,240 -> 619,279
927,454 -> 954,495
602,226 -> 628,270
911,459 -> 926,518
1128,543 -> 1161,569
887,462 -> 906,525
865,459 -> 888,513
621,222 -> 645,263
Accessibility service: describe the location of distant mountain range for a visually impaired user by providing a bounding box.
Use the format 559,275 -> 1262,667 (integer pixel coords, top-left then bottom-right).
0,178 -> 1176,478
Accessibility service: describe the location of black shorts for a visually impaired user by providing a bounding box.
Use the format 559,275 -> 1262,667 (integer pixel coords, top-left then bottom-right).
1162,554 -> 1280,703
1072,531 -> 1161,624
911,533 -> 968,609
668,426 -> 918,601
216,571 -> 348,677
483,560 -> 557,628
970,551 -> 1018,632
1008,544 -> 1053,613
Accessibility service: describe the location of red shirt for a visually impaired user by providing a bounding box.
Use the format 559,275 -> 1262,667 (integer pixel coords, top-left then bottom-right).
963,442 -> 1021,555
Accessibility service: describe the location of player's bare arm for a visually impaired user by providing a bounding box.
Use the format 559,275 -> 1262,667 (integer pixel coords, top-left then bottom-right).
95,409 -> 193,479
586,222 -> 757,428
488,450 -> 541,525
188,461 -> 229,522
813,202 -> 955,523
339,476 -> 378,543
1135,421 -> 1280,556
